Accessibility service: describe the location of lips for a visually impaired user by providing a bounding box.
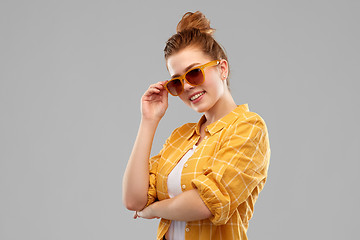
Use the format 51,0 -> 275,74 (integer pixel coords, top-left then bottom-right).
189,91 -> 206,101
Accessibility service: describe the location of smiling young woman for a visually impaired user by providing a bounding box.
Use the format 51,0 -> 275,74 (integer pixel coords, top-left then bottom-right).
122,11 -> 271,240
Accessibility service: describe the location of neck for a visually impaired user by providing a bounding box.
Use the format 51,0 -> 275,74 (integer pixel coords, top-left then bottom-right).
204,89 -> 237,125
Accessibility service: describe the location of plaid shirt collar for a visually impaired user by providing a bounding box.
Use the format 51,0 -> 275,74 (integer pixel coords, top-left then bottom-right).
187,103 -> 249,140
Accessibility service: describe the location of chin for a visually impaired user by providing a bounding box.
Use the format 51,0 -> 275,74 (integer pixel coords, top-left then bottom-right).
189,101 -> 213,113
182,94 -> 215,113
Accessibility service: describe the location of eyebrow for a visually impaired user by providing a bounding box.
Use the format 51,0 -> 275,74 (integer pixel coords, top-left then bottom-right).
171,62 -> 201,79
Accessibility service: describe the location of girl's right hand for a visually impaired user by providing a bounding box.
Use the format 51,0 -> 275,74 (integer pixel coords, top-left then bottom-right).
141,81 -> 168,121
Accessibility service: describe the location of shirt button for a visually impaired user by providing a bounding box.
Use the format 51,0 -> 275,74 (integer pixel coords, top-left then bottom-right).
182,185 -> 186,189
185,227 -> 190,232
184,163 -> 188,168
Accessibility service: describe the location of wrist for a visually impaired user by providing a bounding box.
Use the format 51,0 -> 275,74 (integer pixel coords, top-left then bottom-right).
150,201 -> 160,218
137,201 -> 160,219
141,117 -> 161,126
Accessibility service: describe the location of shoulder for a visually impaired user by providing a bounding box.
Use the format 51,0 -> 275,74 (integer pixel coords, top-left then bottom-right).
219,110 -> 270,158
227,110 -> 269,137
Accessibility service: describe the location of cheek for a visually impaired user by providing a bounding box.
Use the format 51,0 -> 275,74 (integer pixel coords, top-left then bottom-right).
178,94 -> 190,105
179,95 -> 186,102
205,76 -> 224,94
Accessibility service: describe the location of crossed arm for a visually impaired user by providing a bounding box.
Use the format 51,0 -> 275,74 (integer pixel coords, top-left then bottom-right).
135,189 -> 212,221
123,118 -> 212,222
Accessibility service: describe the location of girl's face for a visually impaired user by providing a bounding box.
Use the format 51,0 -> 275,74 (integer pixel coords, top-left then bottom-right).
166,47 -> 228,113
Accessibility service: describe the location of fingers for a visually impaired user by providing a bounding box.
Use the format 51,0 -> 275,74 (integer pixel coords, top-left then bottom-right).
133,209 -> 159,220
134,210 -> 144,219
143,81 -> 168,98
137,211 -> 143,218
148,82 -> 165,92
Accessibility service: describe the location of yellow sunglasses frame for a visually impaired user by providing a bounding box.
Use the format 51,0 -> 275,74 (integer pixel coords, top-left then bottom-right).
165,60 -> 220,96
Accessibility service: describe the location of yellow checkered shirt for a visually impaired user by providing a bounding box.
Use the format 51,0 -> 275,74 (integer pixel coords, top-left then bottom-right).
146,103 -> 271,239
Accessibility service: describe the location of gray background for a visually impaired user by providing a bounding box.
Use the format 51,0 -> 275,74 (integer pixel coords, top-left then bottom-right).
1,0 -> 359,239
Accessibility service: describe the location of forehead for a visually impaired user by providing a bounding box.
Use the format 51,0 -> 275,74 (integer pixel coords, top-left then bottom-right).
167,48 -> 211,77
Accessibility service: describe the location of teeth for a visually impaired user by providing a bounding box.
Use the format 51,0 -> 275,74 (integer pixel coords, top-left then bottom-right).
190,92 -> 205,101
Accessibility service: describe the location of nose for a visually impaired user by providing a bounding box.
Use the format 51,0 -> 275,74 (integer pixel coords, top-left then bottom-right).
183,80 -> 195,91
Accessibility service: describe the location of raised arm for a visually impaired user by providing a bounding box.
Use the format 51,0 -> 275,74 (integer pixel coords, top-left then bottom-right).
122,81 -> 168,211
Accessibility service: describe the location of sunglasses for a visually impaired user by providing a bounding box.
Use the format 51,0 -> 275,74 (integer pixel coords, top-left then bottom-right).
164,60 -> 220,96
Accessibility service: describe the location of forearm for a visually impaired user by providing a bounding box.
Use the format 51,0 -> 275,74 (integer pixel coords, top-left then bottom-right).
146,189 -> 213,221
122,118 -> 160,211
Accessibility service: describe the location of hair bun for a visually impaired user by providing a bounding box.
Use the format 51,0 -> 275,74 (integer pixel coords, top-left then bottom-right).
176,11 -> 215,36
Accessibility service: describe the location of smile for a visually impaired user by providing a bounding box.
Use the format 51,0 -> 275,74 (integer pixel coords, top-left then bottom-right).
190,91 -> 205,101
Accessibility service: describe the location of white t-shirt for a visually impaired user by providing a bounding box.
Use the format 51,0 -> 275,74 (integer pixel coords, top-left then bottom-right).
166,145 -> 197,240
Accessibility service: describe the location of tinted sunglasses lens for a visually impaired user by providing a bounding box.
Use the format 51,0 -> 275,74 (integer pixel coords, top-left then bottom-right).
167,79 -> 183,96
185,68 -> 204,85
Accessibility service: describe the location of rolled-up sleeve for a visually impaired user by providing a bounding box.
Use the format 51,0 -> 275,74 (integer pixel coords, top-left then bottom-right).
144,154 -> 160,208
191,117 -> 270,225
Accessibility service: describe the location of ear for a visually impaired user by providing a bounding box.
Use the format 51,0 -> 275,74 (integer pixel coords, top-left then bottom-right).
219,59 -> 228,81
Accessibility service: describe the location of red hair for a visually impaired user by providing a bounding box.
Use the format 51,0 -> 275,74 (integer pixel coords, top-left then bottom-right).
164,11 -> 230,87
